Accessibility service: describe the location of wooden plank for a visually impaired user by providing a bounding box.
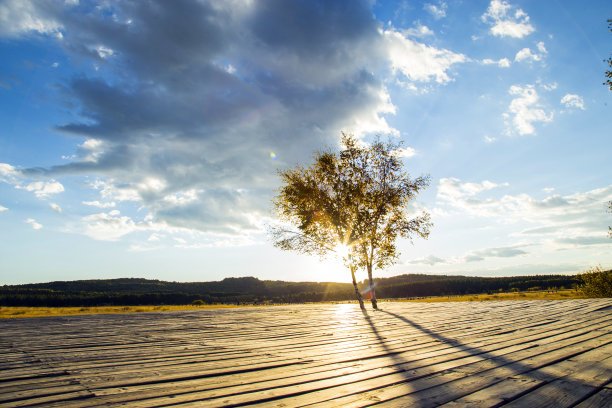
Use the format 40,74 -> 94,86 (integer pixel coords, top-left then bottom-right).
501,355 -> 612,408
48,325 -> 610,408
0,299 -> 609,408
574,387 -> 612,408
93,316 -> 608,404
22,302 -> 608,372
243,333 -> 612,408
71,314 -> 611,397
0,384 -> 92,407
437,346 -> 612,407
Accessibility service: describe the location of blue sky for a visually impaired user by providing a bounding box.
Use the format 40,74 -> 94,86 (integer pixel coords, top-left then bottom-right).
0,0 -> 610,285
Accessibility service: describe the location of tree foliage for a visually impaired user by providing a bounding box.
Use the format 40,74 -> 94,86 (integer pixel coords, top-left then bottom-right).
608,201 -> 611,238
605,20 -> 612,90
577,265 -> 612,298
271,133 -> 431,309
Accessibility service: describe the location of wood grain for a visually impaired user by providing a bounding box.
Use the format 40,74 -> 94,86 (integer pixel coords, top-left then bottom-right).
0,299 -> 610,407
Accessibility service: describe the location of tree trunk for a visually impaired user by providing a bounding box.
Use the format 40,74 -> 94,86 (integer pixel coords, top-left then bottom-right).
366,263 -> 378,310
350,265 -> 365,311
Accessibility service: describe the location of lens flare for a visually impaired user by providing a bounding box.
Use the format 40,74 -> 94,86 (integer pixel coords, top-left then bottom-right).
269,152 -> 277,160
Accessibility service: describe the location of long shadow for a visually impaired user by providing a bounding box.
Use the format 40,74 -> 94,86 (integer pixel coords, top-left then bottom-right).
356,307 -> 612,407
360,309 -> 429,408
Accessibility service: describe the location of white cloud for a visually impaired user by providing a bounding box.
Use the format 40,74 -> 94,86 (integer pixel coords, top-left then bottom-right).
148,233 -> 163,242
0,163 -> 20,183
514,47 -> 540,63
95,45 -> 114,59
424,2 -> 447,19
437,177 -> 506,201
409,244 -> 529,266
536,41 -> 547,53
539,82 -> 558,91
49,203 -> 62,213
162,189 -> 201,206
27,0 -> 404,238
77,139 -> 106,163
171,233 -> 258,249
92,179 -> 140,203
427,179 -> 611,274
481,0 -> 535,38
0,205 -> 7,212
0,0 -> 62,37
394,147 -> 417,158
82,200 -> 116,208
498,58 -> 511,68
408,255 -> 449,266
554,236 -> 609,247
482,57 -> 511,68
385,29 -> 467,84
1,1 -> 470,241
561,94 -> 585,110
505,84 -> 553,135
463,245 -> 529,262
402,24 -> 434,38
18,180 -> 65,198
343,85 -> 399,137
82,211 -> 137,241
25,218 -> 42,230
436,178 -> 612,245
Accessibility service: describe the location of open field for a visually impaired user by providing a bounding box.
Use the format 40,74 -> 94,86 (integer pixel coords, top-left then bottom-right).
0,304 -> 246,319
0,299 -> 611,407
0,290 -> 589,319
404,289 -> 587,303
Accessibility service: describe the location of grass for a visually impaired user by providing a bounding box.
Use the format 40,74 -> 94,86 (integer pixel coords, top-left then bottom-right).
403,289 -> 587,303
0,304 -> 245,319
0,290 -> 588,318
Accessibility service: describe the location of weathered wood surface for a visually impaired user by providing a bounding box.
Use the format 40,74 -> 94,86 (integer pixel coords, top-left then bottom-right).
0,299 -> 611,407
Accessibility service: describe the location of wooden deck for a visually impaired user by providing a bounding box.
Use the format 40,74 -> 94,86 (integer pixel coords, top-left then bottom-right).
0,299 -> 611,407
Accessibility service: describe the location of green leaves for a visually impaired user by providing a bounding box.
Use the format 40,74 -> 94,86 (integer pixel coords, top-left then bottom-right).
605,20 -> 612,90
578,265 -> 612,297
271,132 -> 432,274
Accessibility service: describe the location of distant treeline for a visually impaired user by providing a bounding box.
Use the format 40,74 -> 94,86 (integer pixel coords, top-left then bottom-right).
0,274 -> 580,307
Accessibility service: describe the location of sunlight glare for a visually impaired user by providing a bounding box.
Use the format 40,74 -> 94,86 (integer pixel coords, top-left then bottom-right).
334,303 -> 354,317
333,303 -> 357,330
317,257 -> 351,283
335,243 -> 350,261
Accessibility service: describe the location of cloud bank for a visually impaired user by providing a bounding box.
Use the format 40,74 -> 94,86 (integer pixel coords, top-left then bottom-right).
0,0 -> 468,242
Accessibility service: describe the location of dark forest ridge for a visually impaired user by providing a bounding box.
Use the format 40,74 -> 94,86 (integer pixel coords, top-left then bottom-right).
1,274 -> 580,307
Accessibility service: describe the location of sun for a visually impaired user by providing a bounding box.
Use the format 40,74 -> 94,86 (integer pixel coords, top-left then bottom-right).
311,242 -> 355,283
304,242 -> 358,283
315,256 -> 351,283
335,243 -> 351,261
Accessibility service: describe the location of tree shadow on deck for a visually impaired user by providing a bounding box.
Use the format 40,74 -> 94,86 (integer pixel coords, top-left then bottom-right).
360,310 -> 430,407
358,308 -> 610,407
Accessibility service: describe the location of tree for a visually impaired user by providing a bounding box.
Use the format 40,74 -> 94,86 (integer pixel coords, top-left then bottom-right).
609,201 -> 611,238
578,265 -> 612,298
605,20 -> 612,90
271,133 -> 432,310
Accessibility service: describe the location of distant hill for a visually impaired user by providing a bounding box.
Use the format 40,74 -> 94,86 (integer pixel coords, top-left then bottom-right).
372,274 -> 578,299
0,274 -> 579,307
